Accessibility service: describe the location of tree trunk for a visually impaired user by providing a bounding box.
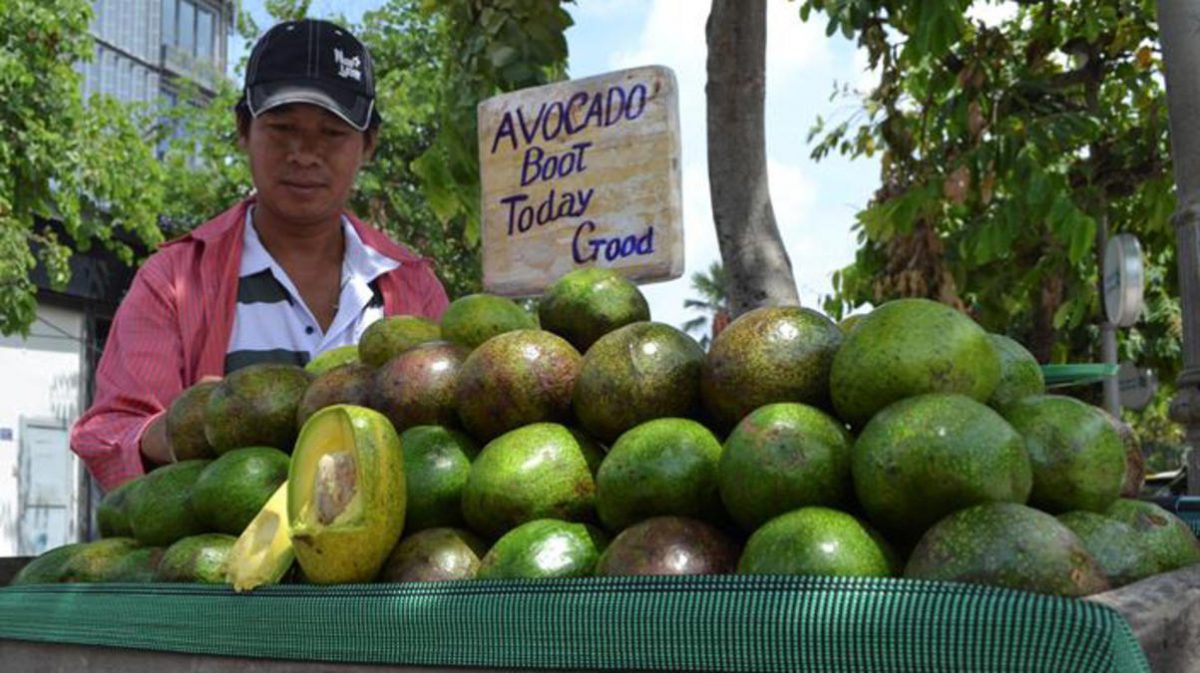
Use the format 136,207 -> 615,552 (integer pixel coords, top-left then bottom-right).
1158,0 -> 1200,494
705,0 -> 799,317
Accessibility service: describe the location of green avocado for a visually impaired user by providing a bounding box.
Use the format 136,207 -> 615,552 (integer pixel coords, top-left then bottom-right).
476,519 -> 608,579
305,345 -> 360,375
1057,511 -> 1159,588
127,460 -> 211,547
701,306 -> 842,431
462,423 -> 601,540
595,418 -> 725,532
97,477 -> 142,538
358,315 -> 442,367
440,294 -> 537,350
378,528 -> 488,582
204,363 -> 311,454
1002,395 -> 1125,513
852,393 -> 1032,542
190,446 -> 291,535
156,533 -> 237,583
904,503 -> 1109,597
596,516 -> 740,576
737,507 -> 897,577
719,403 -> 854,532
573,321 -> 705,444
11,544 -> 88,585
166,381 -> 220,460
296,363 -> 374,429
986,334 -> 1045,411
454,330 -> 581,442
1104,498 -> 1200,573
537,268 -> 651,353
401,426 -> 479,533
101,546 -> 165,583
831,298 -> 1000,428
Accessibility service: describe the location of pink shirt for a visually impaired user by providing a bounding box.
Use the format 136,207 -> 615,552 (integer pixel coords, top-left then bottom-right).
70,198 -> 450,491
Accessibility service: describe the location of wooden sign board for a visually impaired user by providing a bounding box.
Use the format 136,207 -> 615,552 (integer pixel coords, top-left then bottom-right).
478,65 -> 684,296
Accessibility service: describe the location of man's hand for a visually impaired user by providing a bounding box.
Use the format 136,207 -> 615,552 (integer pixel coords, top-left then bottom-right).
140,413 -> 174,465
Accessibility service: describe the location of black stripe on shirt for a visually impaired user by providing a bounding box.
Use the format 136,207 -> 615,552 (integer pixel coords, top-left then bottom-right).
238,269 -> 294,305
225,349 -> 309,374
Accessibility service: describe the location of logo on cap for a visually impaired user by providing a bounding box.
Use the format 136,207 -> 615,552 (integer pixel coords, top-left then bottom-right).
334,48 -> 362,82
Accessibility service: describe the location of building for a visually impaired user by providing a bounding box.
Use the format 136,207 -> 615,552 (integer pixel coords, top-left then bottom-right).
0,0 -> 236,557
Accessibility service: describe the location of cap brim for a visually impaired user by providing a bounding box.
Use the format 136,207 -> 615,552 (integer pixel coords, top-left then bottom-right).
248,81 -> 373,131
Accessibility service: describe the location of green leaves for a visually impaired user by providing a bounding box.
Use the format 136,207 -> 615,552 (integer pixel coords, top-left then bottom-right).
803,0 -> 1178,406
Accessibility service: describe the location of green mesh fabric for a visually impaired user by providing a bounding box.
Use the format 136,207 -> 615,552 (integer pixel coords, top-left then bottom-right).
0,576 -> 1148,672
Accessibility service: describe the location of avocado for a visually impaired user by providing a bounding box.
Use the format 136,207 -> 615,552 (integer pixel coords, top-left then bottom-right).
305,345 -> 360,375
537,268 -> 651,353
296,363 -> 374,429
1100,411 -> 1146,498
737,507 -> 897,577
719,402 -> 854,532
156,533 -> 236,583
573,322 -> 705,444
987,334 -> 1045,411
1002,395 -> 1125,513
462,423 -> 601,540
102,546 -> 165,583
358,315 -> 442,367
1057,511 -> 1159,588
454,330 -> 581,442
204,363 -> 311,454
226,482 -> 294,592
1104,498 -> 1200,573
852,393 -> 1032,542
701,306 -> 842,431
166,381 -> 220,460
476,519 -> 608,579
97,477 -> 141,538
831,298 -> 1000,428
289,405 -> 406,584
595,418 -> 725,532
440,294 -> 537,350
400,426 -> 479,532
372,342 -> 469,432
904,503 -> 1109,597
378,528 -> 488,582
127,460 -> 211,547
190,446 -> 290,535
595,516 -> 740,576
10,543 -> 88,585
58,538 -> 144,582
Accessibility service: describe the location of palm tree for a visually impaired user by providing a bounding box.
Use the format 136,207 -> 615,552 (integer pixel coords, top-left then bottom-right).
682,261 -> 730,350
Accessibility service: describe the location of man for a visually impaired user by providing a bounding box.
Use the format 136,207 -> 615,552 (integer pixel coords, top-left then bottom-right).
71,19 -> 449,490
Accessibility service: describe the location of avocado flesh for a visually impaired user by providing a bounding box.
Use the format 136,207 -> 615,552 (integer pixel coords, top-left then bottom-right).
227,482 -> 295,592
292,412 -> 364,535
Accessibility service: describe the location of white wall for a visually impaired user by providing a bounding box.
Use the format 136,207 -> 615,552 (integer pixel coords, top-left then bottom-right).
0,305 -> 86,556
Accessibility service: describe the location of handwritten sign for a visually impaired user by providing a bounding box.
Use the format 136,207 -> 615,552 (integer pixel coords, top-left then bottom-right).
478,65 -> 684,296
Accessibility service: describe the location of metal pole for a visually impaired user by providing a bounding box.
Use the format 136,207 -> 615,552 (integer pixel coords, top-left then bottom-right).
1158,0 -> 1200,494
1096,210 -> 1122,417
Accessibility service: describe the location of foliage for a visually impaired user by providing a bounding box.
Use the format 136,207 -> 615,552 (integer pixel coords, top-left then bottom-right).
682,261 -> 729,350
410,0 -> 573,247
0,0 -> 165,334
801,0 -> 1179,445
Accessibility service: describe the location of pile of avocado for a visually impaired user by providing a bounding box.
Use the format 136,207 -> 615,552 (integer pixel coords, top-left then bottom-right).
14,269 -> 1200,599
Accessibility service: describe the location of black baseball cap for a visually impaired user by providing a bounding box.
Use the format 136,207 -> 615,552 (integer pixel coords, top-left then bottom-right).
243,19 -> 380,131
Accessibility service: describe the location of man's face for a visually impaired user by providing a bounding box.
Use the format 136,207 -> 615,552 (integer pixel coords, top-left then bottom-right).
241,103 -> 374,226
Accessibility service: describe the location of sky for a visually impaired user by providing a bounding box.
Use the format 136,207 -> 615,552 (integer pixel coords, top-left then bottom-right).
236,0 -> 881,334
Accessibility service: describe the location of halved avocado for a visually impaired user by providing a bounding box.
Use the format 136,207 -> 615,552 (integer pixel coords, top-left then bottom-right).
288,405 -> 406,584
226,482 -> 295,592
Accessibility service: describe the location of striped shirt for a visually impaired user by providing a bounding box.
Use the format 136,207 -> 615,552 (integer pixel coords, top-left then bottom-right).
71,198 -> 450,490
226,210 -> 399,372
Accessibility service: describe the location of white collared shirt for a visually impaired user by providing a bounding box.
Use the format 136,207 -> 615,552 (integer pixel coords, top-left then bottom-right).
224,209 -> 400,372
